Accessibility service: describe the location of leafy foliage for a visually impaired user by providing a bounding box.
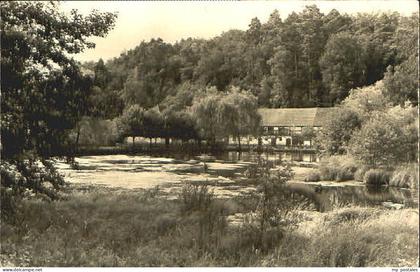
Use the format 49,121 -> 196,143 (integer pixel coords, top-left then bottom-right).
1,1 -> 116,198
383,13 -> 418,106
316,108 -> 362,155
341,81 -> 391,119
1,159 -> 65,221
349,113 -> 407,167
319,32 -> 366,103
191,87 -> 261,148
1,1 -> 117,159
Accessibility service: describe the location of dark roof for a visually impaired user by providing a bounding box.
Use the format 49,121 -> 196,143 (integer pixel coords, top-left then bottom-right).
258,107 -> 337,127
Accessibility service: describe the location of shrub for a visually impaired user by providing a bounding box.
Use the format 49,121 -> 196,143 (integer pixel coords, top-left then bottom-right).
307,208 -> 419,267
304,170 -> 321,182
315,108 -> 362,155
318,155 -> 359,181
349,113 -> 407,167
1,159 -> 65,222
239,158 -> 297,253
363,169 -> 391,186
323,207 -> 381,226
389,164 -> 418,188
221,223 -> 284,256
354,166 -> 369,182
179,183 -> 214,214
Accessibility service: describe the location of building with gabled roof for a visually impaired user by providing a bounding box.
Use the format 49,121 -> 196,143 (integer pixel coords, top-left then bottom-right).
257,107 -> 336,146
229,107 -> 337,147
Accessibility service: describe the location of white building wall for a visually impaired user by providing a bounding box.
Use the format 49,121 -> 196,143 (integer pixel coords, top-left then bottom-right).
260,136 -> 271,145
277,136 -> 292,146
248,136 -> 259,145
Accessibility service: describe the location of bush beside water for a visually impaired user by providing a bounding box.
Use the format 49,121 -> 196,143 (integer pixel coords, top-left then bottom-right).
304,156 -> 417,189
311,155 -> 359,182
304,170 -> 321,182
354,166 -> 369,182
389,164 -> 418,189
363,169 -> 391,186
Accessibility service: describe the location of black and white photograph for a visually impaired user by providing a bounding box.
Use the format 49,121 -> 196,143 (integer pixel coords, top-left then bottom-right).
1,0 -> 419,269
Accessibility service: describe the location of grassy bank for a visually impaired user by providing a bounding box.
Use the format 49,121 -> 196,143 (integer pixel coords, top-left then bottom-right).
304,155 -> 418,190
1,185 -> 418,267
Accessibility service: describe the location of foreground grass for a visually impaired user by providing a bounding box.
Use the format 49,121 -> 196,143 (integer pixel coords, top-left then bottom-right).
1,186 -> 418,267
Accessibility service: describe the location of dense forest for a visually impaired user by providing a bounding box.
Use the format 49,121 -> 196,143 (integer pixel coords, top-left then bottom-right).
84,5 -> 418,121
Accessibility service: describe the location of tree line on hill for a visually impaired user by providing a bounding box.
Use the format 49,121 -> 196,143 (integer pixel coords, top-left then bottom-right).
86,5 -> 417,118
74,5 -> 418,146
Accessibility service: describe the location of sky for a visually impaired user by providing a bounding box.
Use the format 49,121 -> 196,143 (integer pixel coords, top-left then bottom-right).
60,1 -> 419,62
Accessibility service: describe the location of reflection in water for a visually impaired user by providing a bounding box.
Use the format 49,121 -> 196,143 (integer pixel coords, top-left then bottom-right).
201,152 -> 415,211
217,151 -> 318,163
286,182 -> 416,212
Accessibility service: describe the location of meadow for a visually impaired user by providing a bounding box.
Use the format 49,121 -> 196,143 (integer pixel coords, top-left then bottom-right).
1,184 -> 418,267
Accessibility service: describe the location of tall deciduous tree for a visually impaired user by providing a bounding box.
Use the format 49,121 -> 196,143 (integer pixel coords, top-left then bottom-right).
1,2 -> 116,199
1,1 -> 117,159
300,5 -> 326,105
120,39 -> 181,108
191,87 -> 222,146
383,13 -> 419,106
319,32 -> 366,103
117,105 -> 145,145
192,86 -> 261,149
220,87 -> 261,150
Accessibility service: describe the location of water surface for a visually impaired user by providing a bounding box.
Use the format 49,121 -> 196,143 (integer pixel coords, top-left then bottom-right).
56,153 -> 415,211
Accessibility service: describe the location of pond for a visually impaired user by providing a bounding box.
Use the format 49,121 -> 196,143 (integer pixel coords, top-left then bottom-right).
56,152 -> 416,211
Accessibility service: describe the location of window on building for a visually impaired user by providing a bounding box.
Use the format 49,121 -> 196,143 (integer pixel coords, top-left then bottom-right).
279,127 -> 289,135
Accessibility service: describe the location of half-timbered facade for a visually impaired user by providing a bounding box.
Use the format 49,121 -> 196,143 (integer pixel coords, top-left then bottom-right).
228,107 -> 336,147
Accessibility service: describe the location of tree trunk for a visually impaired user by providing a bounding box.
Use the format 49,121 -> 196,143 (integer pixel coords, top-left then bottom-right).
198,139 -> 202,152
132,136 -> 135,146
165,137 -> 170,148
237,134 -> 242,151
74,126 -> 81,154
149,138 -> 152,149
